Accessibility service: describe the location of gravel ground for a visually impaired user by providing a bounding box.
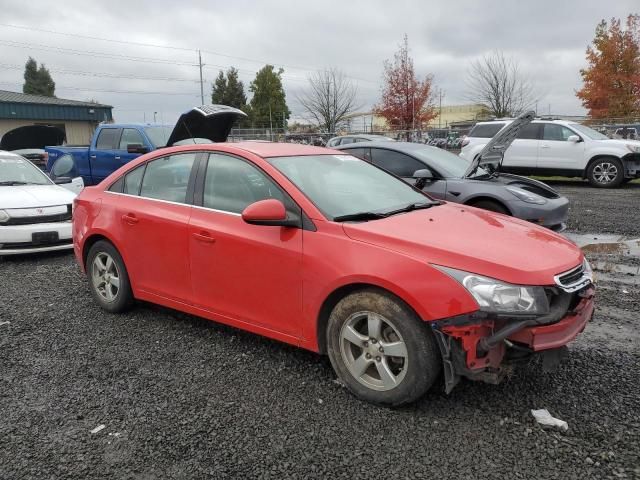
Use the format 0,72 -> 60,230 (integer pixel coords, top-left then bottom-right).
1,183 -> 639,480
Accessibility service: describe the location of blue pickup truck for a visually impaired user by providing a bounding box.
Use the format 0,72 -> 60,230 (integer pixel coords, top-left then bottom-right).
46,105 -> 246,185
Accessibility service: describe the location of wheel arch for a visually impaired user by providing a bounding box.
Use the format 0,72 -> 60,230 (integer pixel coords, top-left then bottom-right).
82,232 -> 120,270
463,196 -> 512,215
585,154 -> 622,179
316,283 -> 423,355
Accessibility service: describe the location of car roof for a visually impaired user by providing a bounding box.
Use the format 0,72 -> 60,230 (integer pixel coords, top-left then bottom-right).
148,142 -> 341,158
0,150 -> 26,159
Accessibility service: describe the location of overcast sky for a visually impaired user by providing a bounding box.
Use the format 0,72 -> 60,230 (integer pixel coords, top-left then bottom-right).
0,1 -> 637,124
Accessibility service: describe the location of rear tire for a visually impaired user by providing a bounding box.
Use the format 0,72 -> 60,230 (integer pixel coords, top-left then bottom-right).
326,289 -> 441,407
587,157 -> 624,188
470,199 -> 509,215
86,240 -> 134,313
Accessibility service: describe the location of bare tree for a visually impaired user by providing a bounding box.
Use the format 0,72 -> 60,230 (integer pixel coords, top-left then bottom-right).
296,68 -> 359,132
466,51 -> 536,117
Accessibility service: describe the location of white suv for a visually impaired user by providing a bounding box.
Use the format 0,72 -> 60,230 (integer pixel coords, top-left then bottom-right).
460,119 -> 640,187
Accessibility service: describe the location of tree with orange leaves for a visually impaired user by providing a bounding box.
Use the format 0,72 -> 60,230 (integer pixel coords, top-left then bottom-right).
577,14 -> 640,120
374,35 -> 437,130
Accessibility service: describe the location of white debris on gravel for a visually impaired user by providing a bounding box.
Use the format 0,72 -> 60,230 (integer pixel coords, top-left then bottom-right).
0,321 -> 10,327
531,409 -> 569,432
90,424 -> 106,434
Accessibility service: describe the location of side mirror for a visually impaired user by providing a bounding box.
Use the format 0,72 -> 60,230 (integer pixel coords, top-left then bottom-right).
241,199 -> 300,227
53,176 -> 72,184
567,135 -> 581,143
413,169 -> 433,179
127,143 -> 149,154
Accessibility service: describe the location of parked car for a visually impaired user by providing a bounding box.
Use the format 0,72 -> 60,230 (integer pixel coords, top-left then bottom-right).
326,134 -> 395,147
337,112 -> 569,231
461,118 -> 640,187
0,151 -> 83,255
0,125 -> 65,170
73,128 -> 594,406
46,105 -> 247,186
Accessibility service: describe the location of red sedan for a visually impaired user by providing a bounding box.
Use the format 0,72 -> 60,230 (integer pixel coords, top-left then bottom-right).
73,141 -> 595,406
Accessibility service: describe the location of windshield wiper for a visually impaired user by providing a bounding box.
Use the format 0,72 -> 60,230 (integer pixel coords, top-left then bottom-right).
333,211 -> 388,222
383,202 -> 437,216
0,181 -> 30,186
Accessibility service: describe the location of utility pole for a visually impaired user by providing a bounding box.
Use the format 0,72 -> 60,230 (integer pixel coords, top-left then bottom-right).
198,50 -> 204,105
153,111 -> 157,123
438,89 -> 444,129
269,103 -> 273,142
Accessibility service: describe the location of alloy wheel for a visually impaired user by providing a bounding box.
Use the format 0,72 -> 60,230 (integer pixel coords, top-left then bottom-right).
339,311 -> 408,391
593,162 -> 618,184
91,252 -> 121,302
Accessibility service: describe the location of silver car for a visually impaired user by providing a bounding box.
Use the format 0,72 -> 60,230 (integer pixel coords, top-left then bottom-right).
336,112 -> 569,231
326,134 -> 395,148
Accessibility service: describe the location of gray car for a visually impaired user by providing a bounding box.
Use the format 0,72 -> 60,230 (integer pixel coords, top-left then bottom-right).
336,113 -> 569,231
326,134 -> 395,148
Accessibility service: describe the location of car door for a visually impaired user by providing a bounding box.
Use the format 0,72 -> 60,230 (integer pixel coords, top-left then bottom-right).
537,123 -> 585,171
369,147 -> 447,199
115,128 -> 147,168
501,123 -> 541,172
91,128 -> 121,183
188,152 -> 303,337
107,152 -> 198,303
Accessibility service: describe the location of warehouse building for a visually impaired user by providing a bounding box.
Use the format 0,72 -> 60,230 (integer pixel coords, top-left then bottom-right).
0,90 -> 113,145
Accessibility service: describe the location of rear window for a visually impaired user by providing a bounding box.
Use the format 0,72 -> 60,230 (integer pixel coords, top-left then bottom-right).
468,123 -> 506,138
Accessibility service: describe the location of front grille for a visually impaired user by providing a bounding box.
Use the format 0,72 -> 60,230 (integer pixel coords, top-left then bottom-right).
554,262 -> 592,293
557,264 -> 584,286
2,205 -> 72,226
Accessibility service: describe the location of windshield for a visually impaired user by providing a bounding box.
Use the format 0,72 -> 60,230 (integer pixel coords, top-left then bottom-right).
568,123 -> 610,140
143,126 -> 173,148
268,154 -> 435,220
0,155 -> 52,185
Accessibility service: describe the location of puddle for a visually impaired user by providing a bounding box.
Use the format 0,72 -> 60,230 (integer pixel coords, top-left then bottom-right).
563,233 -> 640,256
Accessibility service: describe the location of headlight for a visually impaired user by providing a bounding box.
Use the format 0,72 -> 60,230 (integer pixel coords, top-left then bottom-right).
0,209 -> 9,223
506,186 -> 547,205
435,265 -> 549,315
626,144 -> 640,153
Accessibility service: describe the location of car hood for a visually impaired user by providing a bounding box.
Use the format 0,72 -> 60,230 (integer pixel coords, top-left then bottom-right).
464,110 -> 535,178
0,125 -> 65,151
166,105 -> 247,146
0,184 -> 76,209
601,138 -> 640,148
475,173 -> 562,199
342,203 -> 582,286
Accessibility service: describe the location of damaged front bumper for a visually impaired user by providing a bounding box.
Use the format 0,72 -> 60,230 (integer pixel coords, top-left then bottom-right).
431,286 -> 595,393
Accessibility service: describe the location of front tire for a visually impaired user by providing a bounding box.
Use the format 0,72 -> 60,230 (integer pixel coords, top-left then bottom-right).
86,240 -> 134,313
587,157 -> 624,188
326,290 -> 441,407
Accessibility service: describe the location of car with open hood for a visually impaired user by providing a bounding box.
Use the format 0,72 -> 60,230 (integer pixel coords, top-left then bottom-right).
0,151 -> 82,255
0,125 -> 65,170
461,116 -> 640,187
72,136 -> 594,406
337,112 -> 569,232
45,105 -> 247,186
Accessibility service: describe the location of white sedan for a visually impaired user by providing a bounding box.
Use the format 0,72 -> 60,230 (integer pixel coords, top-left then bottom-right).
0,151 -> 83,255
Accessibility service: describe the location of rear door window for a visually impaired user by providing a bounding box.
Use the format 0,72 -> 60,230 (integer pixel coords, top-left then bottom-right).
468,123 -> 506,138
139,153 -> 197,204
516,124 -> 542,140
95,128 -> 121,150
370,149 -> 425,177
343,147 -> 371,162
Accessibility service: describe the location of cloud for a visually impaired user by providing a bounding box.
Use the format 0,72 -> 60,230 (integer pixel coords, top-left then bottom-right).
0,0 -> 637,123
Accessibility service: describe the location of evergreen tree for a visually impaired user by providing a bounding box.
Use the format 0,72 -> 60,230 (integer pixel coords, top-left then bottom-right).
248,65 -> 290,129
23,57 -> 56,97
211,67 -> 247,109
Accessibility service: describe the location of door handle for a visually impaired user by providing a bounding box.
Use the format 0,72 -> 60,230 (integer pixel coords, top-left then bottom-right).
115,156 -> 121,160
192,231 -> 216,244
540,144 -> 551,149
90,155 -> 97,159
121,213 -> 139,225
